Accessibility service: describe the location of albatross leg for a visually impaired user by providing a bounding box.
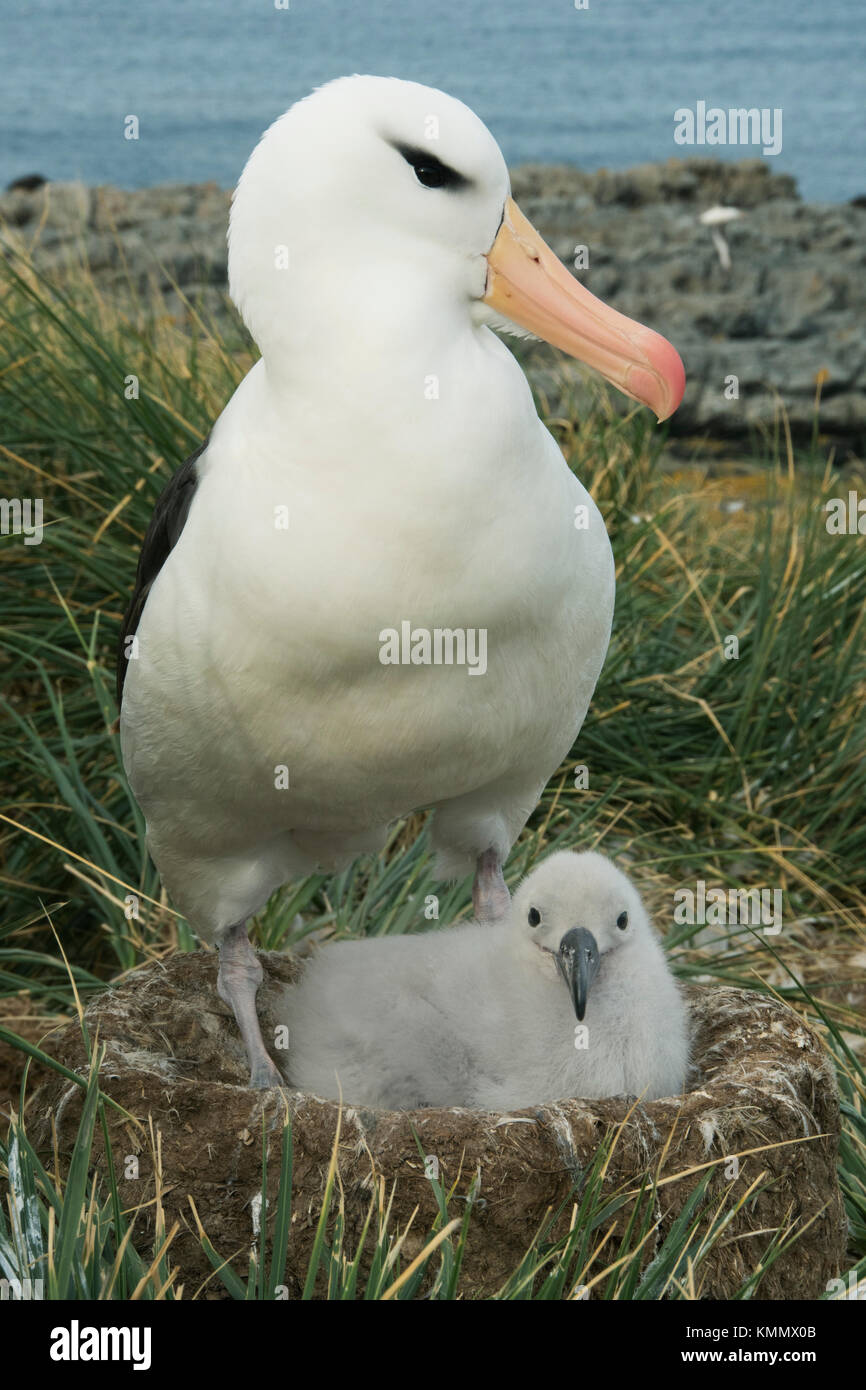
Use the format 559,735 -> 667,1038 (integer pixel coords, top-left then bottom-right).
217,923 -> 283,1089
472,848 -> 510,922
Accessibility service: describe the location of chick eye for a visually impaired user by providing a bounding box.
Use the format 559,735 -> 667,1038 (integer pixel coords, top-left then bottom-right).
528,907 -> 541,927
617,911 -> 628,931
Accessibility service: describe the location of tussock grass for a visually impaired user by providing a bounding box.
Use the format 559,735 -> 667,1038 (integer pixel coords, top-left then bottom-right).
0,248 -> 864,1297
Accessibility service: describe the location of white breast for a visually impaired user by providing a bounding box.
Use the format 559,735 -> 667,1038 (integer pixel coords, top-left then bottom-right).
120,332 -> 614,929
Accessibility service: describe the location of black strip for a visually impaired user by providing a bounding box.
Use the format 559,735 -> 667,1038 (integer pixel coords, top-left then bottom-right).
116,436 -> 209,706
391,142 -> 471,191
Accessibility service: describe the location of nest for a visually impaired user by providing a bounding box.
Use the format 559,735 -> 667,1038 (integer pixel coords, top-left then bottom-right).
26,951 -> 846,1299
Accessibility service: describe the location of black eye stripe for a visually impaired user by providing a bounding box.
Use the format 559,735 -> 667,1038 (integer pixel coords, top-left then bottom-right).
391,142 -> 471,190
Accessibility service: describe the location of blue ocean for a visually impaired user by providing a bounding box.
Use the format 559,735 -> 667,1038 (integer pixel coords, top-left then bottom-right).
2,0 -> 862,202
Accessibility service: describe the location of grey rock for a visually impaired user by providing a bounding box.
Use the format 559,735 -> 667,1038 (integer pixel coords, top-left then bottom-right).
0,159 -> 863,447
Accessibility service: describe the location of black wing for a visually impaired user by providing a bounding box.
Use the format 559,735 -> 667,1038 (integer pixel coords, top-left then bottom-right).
116,436 -> 209,706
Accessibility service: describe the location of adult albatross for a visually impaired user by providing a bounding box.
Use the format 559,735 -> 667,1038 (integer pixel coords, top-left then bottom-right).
117,76 -> 685,1087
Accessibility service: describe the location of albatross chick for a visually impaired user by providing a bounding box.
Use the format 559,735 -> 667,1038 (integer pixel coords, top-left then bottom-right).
275,851 -> 689,1110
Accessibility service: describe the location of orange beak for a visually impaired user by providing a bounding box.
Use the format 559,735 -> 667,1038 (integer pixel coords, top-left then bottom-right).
484,197 -> 685,422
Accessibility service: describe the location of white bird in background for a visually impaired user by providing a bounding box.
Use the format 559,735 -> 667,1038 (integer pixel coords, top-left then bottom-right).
117,76 -> 685,1087
699,204 -> 743,272
275,851 -> 690,1110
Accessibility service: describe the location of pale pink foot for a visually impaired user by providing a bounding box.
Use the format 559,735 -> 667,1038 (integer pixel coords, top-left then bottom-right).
472,848 -> 510,923
217,923 -> 283,1088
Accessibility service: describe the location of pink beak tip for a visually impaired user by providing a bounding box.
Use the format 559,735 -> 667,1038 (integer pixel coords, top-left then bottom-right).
653,337 -> 687,423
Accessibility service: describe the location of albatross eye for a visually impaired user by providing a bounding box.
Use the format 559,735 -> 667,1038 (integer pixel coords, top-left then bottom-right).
413,160 -> 448,188
617,911 -> 628,931
394,143 -> 469,191
528,907 -> 541,927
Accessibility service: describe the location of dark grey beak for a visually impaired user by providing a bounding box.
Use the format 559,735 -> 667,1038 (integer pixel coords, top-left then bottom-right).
557,927 -> 600,1021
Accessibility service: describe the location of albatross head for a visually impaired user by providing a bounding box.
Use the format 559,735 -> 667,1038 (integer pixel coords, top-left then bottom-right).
229,75 -> 684,420
513,850 -> 650,1020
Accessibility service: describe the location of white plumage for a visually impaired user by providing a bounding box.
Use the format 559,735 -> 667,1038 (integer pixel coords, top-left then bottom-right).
274,851 -> 690,1110
118,76 -> 684,1085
